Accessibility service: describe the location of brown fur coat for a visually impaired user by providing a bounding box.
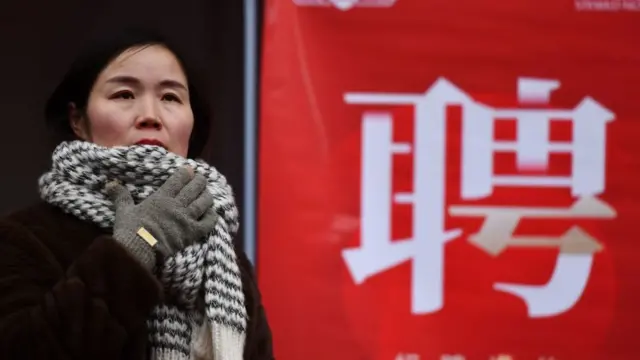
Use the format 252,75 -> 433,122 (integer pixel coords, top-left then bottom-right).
0,201 -> 274,359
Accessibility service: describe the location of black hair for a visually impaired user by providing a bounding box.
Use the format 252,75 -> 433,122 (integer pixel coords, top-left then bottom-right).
44,27 -> 210,159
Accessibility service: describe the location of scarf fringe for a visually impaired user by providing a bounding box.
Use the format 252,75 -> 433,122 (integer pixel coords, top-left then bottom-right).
213,322 -> 246,360
149,349 -> 190,360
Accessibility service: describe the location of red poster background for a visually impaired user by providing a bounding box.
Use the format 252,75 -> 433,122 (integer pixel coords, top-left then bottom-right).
258,1 -> 640,359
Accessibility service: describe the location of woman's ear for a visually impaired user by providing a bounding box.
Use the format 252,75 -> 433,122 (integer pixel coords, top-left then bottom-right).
68,103 -> 90,141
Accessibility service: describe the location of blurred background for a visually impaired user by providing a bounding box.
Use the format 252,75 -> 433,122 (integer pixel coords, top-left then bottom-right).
1,0 -> 639,359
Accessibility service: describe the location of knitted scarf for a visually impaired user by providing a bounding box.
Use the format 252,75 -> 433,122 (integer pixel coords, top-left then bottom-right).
38,140 -> 247,360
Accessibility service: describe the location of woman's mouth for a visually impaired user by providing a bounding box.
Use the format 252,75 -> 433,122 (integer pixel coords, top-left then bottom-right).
135,139 -> 167,149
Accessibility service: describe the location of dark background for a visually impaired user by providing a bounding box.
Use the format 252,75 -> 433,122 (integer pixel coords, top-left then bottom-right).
0,1 -> 264,250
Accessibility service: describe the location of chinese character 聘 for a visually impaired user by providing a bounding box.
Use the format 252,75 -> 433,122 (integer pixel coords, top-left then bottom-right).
341,77 -> 616,316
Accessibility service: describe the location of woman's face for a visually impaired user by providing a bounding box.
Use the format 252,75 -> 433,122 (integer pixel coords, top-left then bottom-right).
70,44 -> 194,157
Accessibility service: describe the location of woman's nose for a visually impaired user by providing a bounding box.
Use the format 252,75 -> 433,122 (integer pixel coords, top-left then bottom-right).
135,99 -> 163,130
135,116 -> 162,130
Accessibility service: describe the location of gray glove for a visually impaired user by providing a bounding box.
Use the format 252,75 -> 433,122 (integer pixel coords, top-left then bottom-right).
105,166 -> 218,270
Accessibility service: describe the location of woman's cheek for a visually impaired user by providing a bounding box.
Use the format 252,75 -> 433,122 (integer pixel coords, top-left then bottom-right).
89,114 -> 132,147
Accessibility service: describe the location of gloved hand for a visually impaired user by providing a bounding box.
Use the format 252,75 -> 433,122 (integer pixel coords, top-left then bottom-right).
105,166 -> 218,270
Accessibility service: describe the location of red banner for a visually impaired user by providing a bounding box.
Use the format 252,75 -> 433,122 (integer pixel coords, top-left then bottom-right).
257,1 -> 640,359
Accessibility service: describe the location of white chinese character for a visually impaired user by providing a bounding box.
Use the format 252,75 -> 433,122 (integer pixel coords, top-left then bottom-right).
342,79 -> 468,314
395,353 -> 421,360
440,354 -> 466,360
461,77 -> 614,200
293,0 -> 397,11
449,196 -> 616,317
341,77 -> 616,316
490,355 -> 513,360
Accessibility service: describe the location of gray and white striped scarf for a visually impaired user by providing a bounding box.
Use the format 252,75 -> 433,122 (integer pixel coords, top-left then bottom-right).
38,140 -> 247,360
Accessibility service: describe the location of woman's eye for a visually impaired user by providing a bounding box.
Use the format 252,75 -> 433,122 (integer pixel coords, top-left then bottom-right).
112,91 -> 134,100
162,93 -> 181,103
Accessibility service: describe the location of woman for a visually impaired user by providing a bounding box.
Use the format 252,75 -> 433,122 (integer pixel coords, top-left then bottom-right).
0,28 -> 273,360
